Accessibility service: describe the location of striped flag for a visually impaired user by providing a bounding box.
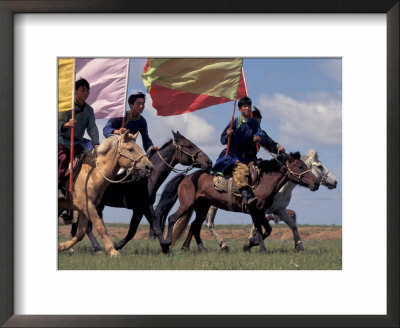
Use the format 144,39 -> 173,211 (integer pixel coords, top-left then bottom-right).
58,58 -> 130,118
142,58 -> 247,116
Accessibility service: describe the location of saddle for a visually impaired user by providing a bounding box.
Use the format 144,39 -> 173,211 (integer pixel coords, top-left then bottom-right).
213,162 -> 260,212
60,152 -> 88,194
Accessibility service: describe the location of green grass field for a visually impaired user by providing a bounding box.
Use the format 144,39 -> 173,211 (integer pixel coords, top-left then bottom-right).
58,224 -> 342,270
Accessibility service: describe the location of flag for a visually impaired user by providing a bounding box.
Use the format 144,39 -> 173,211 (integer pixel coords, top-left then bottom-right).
142,58 -> 247,116
75,58 -> 129,118
58,58 -> 75,112
57,58 -> 130,118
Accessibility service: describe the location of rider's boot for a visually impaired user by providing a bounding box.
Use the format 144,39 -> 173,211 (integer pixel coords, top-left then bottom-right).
240,187 -> 257,209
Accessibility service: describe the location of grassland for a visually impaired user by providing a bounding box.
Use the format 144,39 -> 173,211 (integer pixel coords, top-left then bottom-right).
58,224 -> 342,270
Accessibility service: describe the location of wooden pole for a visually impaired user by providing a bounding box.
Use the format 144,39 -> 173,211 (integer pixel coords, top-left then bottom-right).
121,58 -> 129,129
68,109 -> 75,192
225,100 -> 237,158
68,64 -> 75,192
225,64 -> 248,158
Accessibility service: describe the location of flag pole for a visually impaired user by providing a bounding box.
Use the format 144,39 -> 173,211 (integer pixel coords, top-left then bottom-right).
69,64 -> 75,192
225,65 -> 249,158
121,58 -> 130,129
225,99 -> 236,158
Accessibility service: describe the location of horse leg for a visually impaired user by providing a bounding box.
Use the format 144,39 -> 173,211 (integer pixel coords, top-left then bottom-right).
164,209 -> 185,247
182,214 -> 204,252
190,200 -> 210,252
144,204 -> 166,250
205,205 -> 229,252
113,210 -> 141,250
147,204 -> 158,239
281,209 -> 303,251
246,213 -> 268,254
181,229 -> 193,251
261,216 -> 272,239
85,221 -> 103,253
58,214 -> 89,251
86,203 -> 119,257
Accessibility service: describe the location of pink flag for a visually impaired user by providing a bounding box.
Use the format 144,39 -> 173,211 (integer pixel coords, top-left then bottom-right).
75,58 -> 129,119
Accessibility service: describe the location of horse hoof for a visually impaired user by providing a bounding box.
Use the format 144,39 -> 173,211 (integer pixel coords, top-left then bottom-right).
109,249 -> 120,257
93,249 -> 104,255
221,245 -> 230,253
243,245 -> 251,252
295,242 -> 304,251
113,241 -> 123,250
198,247 -> 207,253
182,245 -> 190,251
161,244 -> 170,254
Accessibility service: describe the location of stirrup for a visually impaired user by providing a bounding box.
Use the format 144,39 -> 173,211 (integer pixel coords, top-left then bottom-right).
58,189 -> 66,199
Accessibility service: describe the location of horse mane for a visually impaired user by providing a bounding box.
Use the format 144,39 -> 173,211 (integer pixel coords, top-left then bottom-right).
97,135 -> 119,155
257,158 -> 282,173
306,149 -> 318,161
257,151 -> 302,173
290,151 -> 301,160
148,138 -> 173,159
158,138 -> 173,151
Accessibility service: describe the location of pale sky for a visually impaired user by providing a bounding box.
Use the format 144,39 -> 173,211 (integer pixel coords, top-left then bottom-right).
90,58 -> 342,225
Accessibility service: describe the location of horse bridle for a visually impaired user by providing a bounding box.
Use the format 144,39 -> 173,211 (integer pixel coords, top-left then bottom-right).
263,146 -> 312,182
156,140 -> 203,174
284,162 -> 312,182
310,161 -> 331,185
95,142 -> 149,184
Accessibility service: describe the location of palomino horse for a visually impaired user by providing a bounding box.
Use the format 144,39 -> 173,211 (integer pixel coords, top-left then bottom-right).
58,131 -> 153,256
156,152 -> 319,254
204,149 -> 337,251
73,131 -> 213,253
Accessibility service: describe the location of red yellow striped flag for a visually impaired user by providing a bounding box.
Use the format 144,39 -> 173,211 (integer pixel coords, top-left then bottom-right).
142,58 -> 247,116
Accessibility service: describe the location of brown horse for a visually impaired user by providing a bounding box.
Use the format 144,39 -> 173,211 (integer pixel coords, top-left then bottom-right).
156,152 -> 319,254
58,131 -> 153,256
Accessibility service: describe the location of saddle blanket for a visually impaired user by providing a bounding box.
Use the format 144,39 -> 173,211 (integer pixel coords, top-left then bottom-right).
213,176 -> 241,197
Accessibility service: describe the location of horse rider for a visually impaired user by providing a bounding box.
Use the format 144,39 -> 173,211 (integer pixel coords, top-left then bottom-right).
211,97 -> 285,208
58,78 -> 100,198
103,91 -> 158,154
251,106 -> 285,156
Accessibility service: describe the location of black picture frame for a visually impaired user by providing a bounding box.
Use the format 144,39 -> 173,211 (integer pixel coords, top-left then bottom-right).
1,1 -> 398,327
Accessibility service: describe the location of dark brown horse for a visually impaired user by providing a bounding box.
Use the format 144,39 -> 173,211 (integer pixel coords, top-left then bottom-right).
156,152 -> 319,254
72,131 -> 212,253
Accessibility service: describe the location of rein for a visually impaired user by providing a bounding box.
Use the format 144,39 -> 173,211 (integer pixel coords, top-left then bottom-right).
95,141 -> 149,184
156,140 -> 202,174
260,145 -> 311,182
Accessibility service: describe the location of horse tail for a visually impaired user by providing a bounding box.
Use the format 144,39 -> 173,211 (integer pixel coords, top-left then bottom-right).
155,173 -> 186,230
170,213 -> 192,247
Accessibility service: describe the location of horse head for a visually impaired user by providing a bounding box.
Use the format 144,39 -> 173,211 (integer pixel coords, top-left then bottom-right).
284,152 -> 319,191
172,130 -> 213,171
303,150 -> 337,189
117,131 -> 153,178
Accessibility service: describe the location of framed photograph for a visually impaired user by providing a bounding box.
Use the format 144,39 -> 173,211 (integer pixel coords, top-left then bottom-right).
1,1 -> 398,327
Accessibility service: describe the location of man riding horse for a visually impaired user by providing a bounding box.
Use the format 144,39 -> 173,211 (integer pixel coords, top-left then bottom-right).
103,91 -> 158,154
211,96 -> 285,208
58,78 -> 100,199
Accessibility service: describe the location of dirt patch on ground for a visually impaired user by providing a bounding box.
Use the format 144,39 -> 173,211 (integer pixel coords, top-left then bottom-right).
58,222 -> 341,241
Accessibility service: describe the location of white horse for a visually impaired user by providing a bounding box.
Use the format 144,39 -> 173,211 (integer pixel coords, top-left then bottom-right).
205,149 -> 337,251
